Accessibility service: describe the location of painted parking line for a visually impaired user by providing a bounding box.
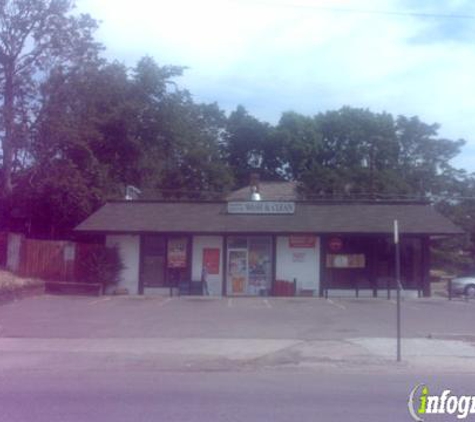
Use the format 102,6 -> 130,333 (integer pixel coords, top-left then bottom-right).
157,297 -> 174,307
388,299 -> 420,311
35,294 -> 65,300
263,299 -> 272,309
88,297 -> 112,306
326,299 -> 346,310
447,298 -> 475,305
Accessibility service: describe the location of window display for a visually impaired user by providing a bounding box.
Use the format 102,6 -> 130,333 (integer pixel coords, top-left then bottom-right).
227,236 -> 272,296
228,249 -> 247,294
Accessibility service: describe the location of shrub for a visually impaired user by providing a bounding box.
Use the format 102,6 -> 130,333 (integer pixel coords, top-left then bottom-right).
77,246 -> 124,288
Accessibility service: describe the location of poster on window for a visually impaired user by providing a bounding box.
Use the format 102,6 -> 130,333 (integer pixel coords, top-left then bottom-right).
326,254 -> 366,268
202,248 -> 220,274
228,250 -> 248,294
167,237 -> 188,268
248,238 -> 272,294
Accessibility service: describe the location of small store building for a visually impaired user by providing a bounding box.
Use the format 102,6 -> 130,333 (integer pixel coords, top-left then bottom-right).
75,182 -> 462,297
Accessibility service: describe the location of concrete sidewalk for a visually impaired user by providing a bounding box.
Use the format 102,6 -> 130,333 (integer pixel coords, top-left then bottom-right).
1,336 -> 474,373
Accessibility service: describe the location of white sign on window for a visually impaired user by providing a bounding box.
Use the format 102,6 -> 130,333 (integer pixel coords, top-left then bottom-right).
292,252 -> 306,263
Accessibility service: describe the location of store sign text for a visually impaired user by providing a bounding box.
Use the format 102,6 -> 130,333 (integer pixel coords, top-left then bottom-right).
227,201 -> 295,215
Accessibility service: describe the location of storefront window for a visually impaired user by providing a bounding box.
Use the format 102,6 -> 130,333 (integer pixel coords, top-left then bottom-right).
324,236 -> 424,291
141,235 -> 190,287
167,236 -> 189,286
227,236 -> 272,296
142,235 -> 166,287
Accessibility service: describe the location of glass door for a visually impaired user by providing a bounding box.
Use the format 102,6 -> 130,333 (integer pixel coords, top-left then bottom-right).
227,249 -> 248,295
248,237 -> 272,296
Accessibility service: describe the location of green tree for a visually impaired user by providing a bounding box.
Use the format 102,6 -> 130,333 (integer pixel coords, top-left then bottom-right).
278,107 -> 465,199
395,115 -> 465,196
275,111 -> 323,180
310,107 -> 399,197
17,60 -> 135,236
0,0 -> 101,195
130,57 -> 233,198
12,56 -> 234,235
225,105 -> 281,187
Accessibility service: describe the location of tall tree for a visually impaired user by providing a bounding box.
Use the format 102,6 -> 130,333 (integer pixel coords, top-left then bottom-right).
225,105 -> 280,187
275,111 -> 323,180
395,115 -> 465,196
130,57 -> 233,197
16,60 -> 131,236
0,0 -> 101,195
12,56 -> 234,235
311,107 -> 399,196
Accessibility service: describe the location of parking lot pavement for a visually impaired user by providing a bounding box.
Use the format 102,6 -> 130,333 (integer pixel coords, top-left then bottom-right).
0,295 -> 474,373
0,294 -> 473,341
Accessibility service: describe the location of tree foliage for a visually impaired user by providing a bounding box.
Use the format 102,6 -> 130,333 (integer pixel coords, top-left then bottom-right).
0,0 -> 101,195
0,2 -> 473,273
8,56 -> 234,235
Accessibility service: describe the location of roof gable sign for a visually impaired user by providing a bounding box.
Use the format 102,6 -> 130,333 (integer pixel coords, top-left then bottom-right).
227,201 -> 295,215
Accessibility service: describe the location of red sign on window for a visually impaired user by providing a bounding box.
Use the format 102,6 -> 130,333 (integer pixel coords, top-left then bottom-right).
289,235 -> 316,248
328,237 -> 343,252
202,248 -> 220,274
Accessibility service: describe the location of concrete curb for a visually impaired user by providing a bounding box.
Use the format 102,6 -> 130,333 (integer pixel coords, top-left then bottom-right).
0,284 -> 45,306
1,337 -> 474,373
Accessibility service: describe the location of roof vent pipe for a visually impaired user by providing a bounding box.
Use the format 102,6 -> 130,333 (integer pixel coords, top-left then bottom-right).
251,186 -> 261,201
125,185 -> 142,201
250,173 -> 261,201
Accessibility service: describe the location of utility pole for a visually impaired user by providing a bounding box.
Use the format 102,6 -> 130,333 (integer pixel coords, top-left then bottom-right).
394,220 -> 402,362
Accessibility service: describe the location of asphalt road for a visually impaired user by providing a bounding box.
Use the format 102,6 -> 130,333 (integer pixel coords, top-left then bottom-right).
0,295 -> 474,422
1,370 -> 473,422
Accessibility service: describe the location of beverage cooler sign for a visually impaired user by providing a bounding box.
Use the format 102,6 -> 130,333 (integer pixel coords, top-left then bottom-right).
167,237 -> 188,268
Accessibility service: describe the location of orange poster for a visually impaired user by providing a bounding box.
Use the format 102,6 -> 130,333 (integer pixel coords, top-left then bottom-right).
167,237 -> 188,268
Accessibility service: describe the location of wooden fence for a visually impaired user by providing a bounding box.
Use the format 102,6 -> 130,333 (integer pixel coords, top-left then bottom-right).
18,239 -> 72,280
13,237 -> 104,282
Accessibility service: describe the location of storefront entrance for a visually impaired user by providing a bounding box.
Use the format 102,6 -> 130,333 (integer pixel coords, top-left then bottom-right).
226,236 -> 273,296
140,235 -> 191,292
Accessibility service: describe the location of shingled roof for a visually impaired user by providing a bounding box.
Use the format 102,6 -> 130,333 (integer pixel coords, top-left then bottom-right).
75,201 -> 462,236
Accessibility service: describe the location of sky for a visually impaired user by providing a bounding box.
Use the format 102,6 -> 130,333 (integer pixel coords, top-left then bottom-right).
77,0 -> 475,172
